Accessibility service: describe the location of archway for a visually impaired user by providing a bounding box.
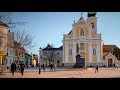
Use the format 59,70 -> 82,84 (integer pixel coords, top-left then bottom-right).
108,58 -> 113,67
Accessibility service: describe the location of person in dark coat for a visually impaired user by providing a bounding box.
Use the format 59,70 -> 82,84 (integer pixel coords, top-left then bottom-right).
39,64 -> 41,74
20,62 -> 25,76
43,63 -> 45,71
11,62 -> 16,77
50,63 -> 53,72
95,64 -> 99,73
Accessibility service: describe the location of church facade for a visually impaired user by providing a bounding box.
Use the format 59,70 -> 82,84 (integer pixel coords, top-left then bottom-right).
63,12 -> 104,67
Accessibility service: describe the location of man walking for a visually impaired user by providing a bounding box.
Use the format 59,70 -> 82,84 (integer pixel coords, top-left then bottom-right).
95,64 -> 99,73
39,65 -> 41,74
11,62 -> 16,77
20,62 -> 25,76
43,63 -> 45,72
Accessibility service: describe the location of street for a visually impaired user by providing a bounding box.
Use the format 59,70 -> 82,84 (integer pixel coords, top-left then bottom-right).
1,67 -> 120,78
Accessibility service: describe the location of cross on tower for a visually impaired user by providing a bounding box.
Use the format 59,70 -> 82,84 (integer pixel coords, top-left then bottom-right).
81,12 -> 83,17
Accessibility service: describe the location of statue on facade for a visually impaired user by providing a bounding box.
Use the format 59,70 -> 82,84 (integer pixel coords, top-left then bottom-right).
76,44 -> 79,54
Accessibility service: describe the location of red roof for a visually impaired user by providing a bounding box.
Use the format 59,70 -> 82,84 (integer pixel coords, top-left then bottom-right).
103,45 -> 118,52
0,21 -> 9,27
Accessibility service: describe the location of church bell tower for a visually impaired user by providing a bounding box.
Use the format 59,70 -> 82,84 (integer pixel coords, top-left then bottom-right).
87,12 -> 97,33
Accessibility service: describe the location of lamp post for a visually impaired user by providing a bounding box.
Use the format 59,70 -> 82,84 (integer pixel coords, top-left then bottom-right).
39,47 -> 42,74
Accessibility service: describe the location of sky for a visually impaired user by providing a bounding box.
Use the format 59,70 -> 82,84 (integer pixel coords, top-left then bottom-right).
1,12 -> 120,56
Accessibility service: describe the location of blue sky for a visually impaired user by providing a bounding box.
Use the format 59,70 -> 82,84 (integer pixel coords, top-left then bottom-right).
8,12 -> 120,56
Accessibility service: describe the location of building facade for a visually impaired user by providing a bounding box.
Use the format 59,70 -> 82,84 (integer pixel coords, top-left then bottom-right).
24,51 -> 32,67
0,21 -> 14,68
39,44 -> 63,67
103,45 -> 120,67
63,12 -> 103,67
32,54 -> 38,67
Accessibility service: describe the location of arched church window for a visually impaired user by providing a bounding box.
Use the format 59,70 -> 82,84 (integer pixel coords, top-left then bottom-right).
69,48 -> 72,56
91,23 -> 94,28
80,28 -> 84,36
93,48 -> 96,56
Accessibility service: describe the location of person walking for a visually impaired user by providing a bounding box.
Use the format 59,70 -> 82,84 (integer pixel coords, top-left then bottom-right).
43,63 -> 45,72
20,62 -> 25,76
11,62 -> 16,77
95,64 -> 99,73
50,63 -> 53,72
39,65 -> 41,74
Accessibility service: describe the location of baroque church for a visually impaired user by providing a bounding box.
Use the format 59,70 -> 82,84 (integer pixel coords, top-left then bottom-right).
63,12 -> 104,67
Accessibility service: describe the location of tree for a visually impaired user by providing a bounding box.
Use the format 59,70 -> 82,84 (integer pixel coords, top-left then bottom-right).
0,13 -> 34,65
113,47 -> 120,60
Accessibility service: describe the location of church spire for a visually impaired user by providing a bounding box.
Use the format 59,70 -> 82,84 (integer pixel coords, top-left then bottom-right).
81,12 -> 83,17
88,12 -> 97,17
79,12 -> 84,20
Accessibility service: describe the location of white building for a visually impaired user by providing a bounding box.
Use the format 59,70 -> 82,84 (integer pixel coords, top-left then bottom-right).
39,44 -> 63,67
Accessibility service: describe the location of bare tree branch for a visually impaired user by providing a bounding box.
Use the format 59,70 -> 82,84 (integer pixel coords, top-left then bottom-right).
0,13 -> 35,63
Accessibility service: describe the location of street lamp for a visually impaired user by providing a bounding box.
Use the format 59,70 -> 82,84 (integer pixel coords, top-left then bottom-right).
39,47 -> 42,74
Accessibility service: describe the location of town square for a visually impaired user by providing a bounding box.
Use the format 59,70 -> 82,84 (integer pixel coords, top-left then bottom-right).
0,12 -> 120,78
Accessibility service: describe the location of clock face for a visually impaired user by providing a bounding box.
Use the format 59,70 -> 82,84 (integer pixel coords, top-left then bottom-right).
90,17 -> 95,23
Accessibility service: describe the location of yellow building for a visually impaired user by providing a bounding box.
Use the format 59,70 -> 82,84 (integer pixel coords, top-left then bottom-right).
63,12 -> 103,67
0,20 -> 9,65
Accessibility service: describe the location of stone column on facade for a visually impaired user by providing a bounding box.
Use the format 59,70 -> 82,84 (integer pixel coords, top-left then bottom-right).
89,24 -> 92,39
89,42 -> 92,66
96,42 -> 100,63
73,41 -> 76,63
65,41 -> 68,64
63,41 -> 65,64
72,25 -> 76,64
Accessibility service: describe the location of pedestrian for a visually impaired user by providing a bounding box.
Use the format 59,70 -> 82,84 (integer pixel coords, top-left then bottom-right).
39,65 -> 41,74
20,62 -> 25,76
11,62 -> 16,77
95,64 -> 99,73
43,63 -> 45,71
50,63 -> 53,72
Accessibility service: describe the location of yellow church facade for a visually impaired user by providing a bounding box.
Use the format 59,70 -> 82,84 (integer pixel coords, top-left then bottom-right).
63,12 -> 103,67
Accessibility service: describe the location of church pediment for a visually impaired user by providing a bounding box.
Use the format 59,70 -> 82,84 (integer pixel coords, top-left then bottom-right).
106,53 -> 115,59
74,19 -> 91,29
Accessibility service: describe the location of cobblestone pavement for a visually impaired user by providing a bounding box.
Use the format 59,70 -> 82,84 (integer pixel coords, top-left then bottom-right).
1,68 -> 120,78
